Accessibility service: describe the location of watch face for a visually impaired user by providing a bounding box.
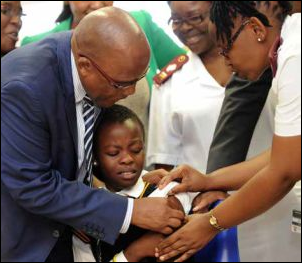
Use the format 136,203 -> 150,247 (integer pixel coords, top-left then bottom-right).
210,217 -> 216,225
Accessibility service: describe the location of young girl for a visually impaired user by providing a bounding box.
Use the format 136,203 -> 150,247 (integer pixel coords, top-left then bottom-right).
73,105 -> 195,262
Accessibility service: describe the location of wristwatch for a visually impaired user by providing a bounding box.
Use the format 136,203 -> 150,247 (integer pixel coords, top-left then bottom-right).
209,210 -> 225,231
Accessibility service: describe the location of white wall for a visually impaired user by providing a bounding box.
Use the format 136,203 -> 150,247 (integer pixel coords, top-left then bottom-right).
19,1 -> 181,46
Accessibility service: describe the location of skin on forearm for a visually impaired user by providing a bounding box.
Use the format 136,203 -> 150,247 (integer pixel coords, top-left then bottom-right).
212,165 -> 296,229
210,135 -> 301,229
205,149 -> 271,191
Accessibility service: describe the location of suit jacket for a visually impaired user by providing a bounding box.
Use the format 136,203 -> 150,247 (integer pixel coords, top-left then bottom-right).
1,31 -> 128,262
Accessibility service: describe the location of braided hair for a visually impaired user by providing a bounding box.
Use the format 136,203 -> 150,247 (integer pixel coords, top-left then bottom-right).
255,1 -> 292,24
210,1 -> 271,42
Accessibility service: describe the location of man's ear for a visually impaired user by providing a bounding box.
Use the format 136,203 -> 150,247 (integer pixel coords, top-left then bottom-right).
249,17 -> 268,42
77,56 -> 92,77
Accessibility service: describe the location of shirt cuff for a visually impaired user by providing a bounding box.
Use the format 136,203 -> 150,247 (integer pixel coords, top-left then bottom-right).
111,251 -> 129,262
120,198 -> 133,234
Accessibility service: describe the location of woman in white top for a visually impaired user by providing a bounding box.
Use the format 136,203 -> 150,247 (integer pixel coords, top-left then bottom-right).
147,1 -> 231,172
155,2 -> 301,262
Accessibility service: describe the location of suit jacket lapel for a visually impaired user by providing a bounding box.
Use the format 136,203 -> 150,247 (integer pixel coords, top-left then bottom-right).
57,31 -> 78,156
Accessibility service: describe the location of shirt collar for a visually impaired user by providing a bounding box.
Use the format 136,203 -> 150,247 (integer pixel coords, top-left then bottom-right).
102,172 -> 147,198
118,176 -> 146,198
71,51 -> 86,103
183,52 -> 225,88
181,52 -> 202,83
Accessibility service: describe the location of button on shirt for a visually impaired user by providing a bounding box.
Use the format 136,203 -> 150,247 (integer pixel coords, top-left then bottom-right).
71,52 -> 133,234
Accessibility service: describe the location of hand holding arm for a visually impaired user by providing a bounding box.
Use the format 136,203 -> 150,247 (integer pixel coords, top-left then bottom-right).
192,191 -> 229,213
132,197 -> 185,235
155,213 -> 219,262
124,232 -> 165,261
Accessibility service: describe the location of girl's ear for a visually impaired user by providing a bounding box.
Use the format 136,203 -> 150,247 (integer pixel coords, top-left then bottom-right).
249,17 -> 268,42
92,159 -> 99,176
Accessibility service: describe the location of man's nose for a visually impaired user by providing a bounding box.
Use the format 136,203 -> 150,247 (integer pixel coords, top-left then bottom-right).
122,84 -> 136,97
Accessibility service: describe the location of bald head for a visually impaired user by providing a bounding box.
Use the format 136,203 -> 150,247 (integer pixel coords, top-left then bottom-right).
72,7 -> 150,81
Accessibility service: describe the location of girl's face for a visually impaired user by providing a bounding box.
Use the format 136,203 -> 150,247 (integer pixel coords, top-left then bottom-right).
95,119 -> 145,192
1,1 -> 22,55
69,1 -> 113,25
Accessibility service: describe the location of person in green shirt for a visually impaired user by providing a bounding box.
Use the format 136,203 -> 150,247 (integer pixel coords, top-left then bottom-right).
21,1 -> 186,89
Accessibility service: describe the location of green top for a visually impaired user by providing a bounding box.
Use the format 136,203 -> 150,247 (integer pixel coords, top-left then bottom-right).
21,10 -> 186,90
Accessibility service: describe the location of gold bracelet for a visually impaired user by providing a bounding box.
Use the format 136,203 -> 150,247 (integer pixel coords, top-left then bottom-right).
209,210 -> 225,231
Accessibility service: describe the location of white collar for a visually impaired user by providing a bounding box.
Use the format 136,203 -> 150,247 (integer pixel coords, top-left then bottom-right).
71,51 -> 86,103
103,171 -> 148,198
180,52 -> 225,88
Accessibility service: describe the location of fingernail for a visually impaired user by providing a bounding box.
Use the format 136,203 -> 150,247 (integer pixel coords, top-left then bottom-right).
193,206 -> 198,211
160,256 -> 165,261
155,253 -> 159,257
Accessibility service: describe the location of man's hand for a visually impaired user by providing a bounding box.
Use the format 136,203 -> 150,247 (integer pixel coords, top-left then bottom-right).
124,232 -> 165,261
143,169 -> 169,186
155,214 -> 219,262
192,191 -> 229,213
132,197 -> 185,235
158,165 -> 208,194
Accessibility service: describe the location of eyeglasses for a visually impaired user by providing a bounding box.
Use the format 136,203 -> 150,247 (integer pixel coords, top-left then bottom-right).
79,53 -> 149,90
168,12 -> 209,29
1,2 -> 26,18
219,20 -> 250,58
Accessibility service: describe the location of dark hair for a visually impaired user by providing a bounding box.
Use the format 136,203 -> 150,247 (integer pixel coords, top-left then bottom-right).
55,3 -> 73,23
93,105 -> 145,157
255,1 -> 292,23
210,1 -> 271,42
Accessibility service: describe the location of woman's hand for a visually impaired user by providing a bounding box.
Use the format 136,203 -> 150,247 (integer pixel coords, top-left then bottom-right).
158,165 -> 209,194
143,169 -> 169,186
124,232 -> 165,261
155,213 -> 219,262
192,191 -> 229,213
